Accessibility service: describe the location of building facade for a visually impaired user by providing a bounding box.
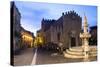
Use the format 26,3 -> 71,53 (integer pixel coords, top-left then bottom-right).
11,2 -> 21,54
21,27 -> 35,48
11,2 -> 35,54
89,26 -> 97,45
41,11 -> 82,49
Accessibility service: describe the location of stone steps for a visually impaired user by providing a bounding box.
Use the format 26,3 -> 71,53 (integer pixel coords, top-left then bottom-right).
64,52 -> 83,58
69,47 -> 83,52
66,49 -> 84,56
64,46 -> 97,59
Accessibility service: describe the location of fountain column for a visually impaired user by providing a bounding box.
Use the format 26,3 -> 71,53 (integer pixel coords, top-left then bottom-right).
80,15 -> 91,58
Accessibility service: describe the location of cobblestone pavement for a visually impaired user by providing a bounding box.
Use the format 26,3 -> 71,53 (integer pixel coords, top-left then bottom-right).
14,48 -> 35,66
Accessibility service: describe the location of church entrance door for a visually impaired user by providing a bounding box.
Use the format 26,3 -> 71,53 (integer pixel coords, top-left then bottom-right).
71,37 -> 76,47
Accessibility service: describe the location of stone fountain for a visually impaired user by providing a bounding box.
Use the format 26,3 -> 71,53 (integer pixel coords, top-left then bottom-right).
64,15 -> 97,60
80,15 -> 91,59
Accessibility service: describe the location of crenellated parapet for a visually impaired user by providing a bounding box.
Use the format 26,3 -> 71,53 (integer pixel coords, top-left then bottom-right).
41,18 -> 56,31
62,10 -> 82,20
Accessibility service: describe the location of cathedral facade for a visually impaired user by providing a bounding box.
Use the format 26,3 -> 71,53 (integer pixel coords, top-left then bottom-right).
41,11 -> 82,49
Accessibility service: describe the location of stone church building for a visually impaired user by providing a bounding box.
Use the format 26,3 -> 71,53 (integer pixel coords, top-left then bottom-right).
41,11 -> 82,49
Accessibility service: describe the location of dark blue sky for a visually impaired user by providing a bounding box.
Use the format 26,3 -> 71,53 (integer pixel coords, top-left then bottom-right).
15,1 -> 97,36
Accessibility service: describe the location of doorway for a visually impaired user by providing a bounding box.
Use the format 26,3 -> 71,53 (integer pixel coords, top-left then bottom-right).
71,37 -> 76,47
